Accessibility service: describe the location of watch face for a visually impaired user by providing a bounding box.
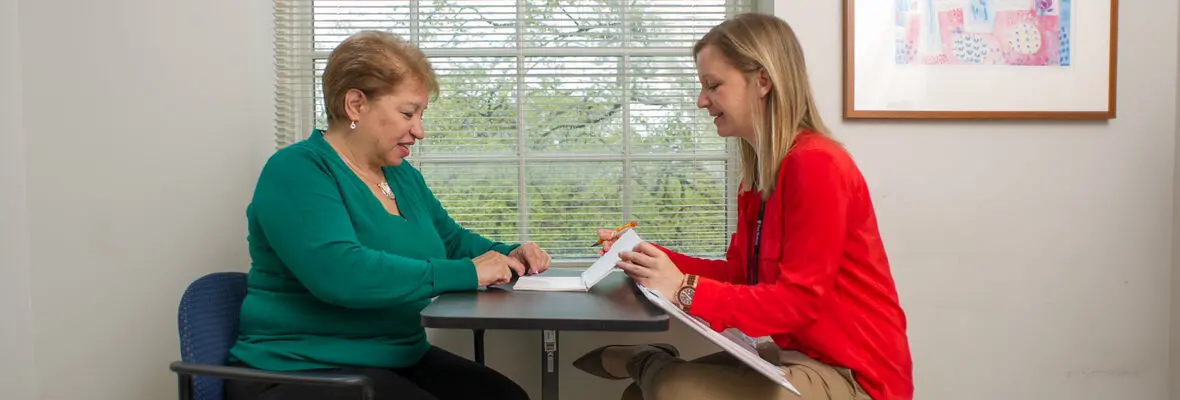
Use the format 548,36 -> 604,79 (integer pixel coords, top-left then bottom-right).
678,288 -> 694,304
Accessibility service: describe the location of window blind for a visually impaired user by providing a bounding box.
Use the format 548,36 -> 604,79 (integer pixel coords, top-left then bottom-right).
274,0 -> 751,262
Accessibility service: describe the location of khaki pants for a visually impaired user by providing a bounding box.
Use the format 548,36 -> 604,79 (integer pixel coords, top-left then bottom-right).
619,343 -> 871,400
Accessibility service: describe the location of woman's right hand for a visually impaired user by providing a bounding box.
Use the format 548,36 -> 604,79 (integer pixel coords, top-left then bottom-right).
473,251 -> 526,286
596,229 -> 619,256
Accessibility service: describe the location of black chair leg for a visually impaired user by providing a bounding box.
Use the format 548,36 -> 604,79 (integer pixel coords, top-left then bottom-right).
177,374 -> 193,400
474,329 -> 485,365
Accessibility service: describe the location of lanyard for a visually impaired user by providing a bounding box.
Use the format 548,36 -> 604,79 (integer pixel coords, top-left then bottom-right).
747,199 -> 766,285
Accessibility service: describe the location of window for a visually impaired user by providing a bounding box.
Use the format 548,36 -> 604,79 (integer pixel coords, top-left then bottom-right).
274,0 -> 753,264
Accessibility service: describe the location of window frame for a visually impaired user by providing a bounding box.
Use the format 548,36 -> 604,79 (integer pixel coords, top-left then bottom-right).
274,0 -> 770,267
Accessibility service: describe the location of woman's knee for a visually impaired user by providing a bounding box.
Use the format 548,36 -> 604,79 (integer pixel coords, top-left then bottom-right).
644,363 -> 787,400
479,367 -> 530,400
501,379 -> 531,400
413,347 -> 528,400
644,363 -> 716,399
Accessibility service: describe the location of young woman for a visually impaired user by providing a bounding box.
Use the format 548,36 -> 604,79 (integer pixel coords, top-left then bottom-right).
573,13 -> 914,400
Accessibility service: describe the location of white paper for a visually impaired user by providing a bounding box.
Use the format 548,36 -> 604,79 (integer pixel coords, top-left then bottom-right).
580,229 -> 643,288
636,285 -> 801,395
512,276 -> 588,291
513,229 -> 645,292
722,328 -> 760,354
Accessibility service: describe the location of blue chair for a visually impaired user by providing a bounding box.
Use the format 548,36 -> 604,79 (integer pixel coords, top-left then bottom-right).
170,271 -> 375,400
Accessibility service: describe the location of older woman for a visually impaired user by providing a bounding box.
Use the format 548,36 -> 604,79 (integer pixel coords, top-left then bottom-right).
226,30 -> 546,400
574,13 -> 913,400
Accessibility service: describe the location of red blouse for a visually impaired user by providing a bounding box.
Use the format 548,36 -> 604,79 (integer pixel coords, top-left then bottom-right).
659,132 -> 913,400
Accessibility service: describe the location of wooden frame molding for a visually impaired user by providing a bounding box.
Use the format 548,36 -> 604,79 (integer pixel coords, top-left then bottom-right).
842,0 -> 1119,120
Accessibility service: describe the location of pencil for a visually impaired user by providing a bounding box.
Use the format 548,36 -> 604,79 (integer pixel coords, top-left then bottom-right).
593,220 -> 637,246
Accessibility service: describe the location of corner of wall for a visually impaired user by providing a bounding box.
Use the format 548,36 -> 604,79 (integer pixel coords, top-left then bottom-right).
1,0 -> 39,398
1172,102 -> 1180,400
1172,4 -> 1180,394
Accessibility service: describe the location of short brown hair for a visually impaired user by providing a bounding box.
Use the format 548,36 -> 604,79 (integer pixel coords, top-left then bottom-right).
321,30 -> 439,127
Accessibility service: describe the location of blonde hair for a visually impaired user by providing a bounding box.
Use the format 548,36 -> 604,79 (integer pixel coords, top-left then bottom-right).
693,13 -> 832,200
322,30 -> 439,128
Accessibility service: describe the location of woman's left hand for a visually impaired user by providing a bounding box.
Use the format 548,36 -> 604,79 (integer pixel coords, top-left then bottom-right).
616,243 -> 685,302
510,242 -> 551,275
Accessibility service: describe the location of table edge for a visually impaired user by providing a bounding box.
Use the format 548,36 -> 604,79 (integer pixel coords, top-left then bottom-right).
420,315 -> 670,332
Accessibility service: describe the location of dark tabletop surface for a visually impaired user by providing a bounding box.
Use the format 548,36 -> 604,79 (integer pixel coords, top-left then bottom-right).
420,269 -> 669,332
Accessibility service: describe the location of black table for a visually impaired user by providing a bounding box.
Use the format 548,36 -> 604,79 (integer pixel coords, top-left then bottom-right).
420,269 -> 669,400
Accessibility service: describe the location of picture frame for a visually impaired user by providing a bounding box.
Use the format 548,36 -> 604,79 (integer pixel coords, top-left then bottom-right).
842,0 -> 1119,119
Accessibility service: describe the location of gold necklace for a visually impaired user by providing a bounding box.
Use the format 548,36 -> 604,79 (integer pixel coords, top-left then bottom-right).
338,151 -> 395,201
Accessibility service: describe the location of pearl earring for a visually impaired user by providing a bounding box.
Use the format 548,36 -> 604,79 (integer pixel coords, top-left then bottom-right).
350,121 -> 357,130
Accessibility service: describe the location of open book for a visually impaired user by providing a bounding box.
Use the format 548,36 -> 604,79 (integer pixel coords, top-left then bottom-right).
635,285 -> 802,396
513,229 -> 644,292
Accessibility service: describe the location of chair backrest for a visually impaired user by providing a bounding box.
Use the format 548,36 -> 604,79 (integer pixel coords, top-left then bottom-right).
177,271 -> 248,400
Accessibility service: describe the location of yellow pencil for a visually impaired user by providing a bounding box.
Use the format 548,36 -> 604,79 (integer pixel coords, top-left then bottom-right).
593,221 -> 637,246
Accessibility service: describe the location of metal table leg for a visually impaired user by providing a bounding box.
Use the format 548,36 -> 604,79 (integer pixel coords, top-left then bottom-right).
474,329 -> 486,365
541,330 -> 559,400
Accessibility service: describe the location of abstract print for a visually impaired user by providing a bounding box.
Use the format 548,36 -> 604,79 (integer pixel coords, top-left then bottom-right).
894,0 -> 1071,66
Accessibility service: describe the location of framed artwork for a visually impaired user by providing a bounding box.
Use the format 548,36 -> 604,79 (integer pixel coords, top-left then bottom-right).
842,0 -> 1118,119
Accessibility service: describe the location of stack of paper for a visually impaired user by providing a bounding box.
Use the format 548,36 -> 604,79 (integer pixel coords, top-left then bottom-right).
635,285 -> 801,396
513,229 -> 645,292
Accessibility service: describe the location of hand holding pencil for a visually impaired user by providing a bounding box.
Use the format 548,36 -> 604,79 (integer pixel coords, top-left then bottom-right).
593,221 -> 636,256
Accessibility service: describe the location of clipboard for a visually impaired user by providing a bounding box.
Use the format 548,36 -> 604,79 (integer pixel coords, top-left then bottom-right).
635,285 -> 802,396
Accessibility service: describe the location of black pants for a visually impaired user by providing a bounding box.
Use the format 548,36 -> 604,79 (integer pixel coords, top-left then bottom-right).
225,346 -> 530,400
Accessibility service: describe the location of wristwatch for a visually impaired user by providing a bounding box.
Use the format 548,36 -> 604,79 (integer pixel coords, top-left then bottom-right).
676,274 -> 699,312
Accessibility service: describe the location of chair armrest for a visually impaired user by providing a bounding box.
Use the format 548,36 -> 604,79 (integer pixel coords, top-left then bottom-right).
169,361 -> 374,393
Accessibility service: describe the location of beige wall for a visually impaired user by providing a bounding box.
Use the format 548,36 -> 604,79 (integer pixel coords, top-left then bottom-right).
10,0 -> 275,397
1173,1 -> 1180,397
3,0 -> 1179,399
0,0 -> 37,397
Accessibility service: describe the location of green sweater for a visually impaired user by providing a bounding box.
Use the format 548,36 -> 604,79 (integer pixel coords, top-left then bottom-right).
229,130 -> 518,371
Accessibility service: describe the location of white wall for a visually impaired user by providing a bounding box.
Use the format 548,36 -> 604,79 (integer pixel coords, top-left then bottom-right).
14,0 -> 275,397
5,0 -> 1179,399
0,0 -> 38,398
